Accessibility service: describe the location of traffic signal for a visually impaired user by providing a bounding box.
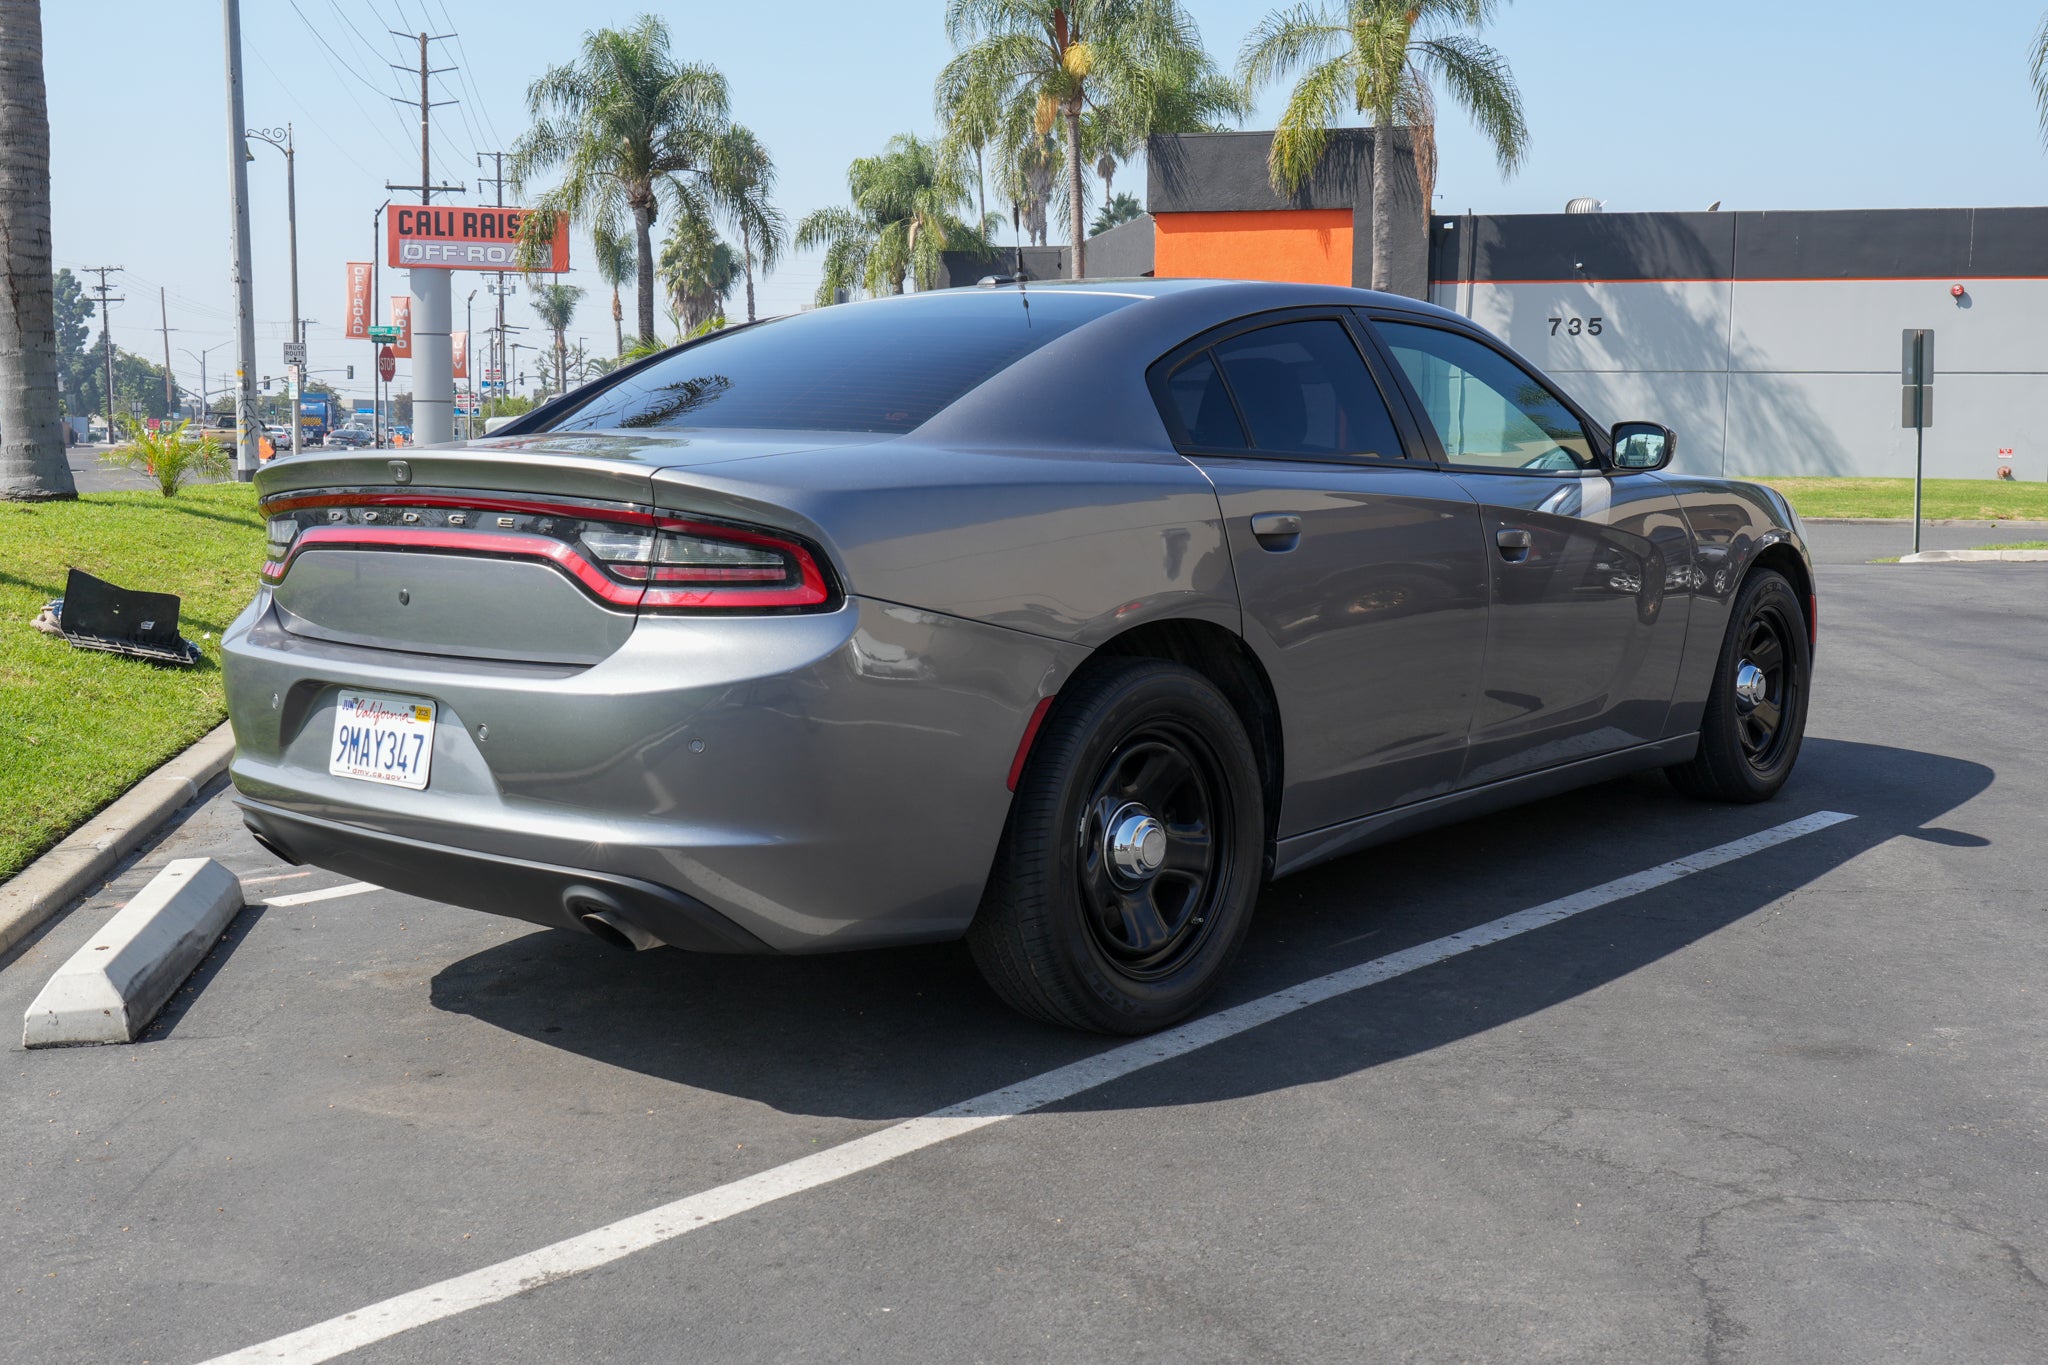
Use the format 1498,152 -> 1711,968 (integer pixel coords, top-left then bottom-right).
262,375 -> 272,391
346,365 -> 354,379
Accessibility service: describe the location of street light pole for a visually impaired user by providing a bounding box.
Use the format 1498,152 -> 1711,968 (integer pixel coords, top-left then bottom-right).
247,124 -> 300,456
371,199 -> 389,447
221,0 -> 259,480
464,288 -> 477,439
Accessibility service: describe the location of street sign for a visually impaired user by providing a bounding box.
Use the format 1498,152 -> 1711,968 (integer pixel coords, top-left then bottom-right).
1902,328 -> 1935,554
377,346 -> 396,383
385,205 -> 570,272
368,325 -> 403,343
282,341 -> 307,368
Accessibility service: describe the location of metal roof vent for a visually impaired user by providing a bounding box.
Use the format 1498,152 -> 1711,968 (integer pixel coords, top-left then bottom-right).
1565,197 -> 1606,214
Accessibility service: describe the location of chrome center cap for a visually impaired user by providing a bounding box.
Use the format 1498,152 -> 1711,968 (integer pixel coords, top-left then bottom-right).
1108,805 -> 1169,879
1734,661 -> 1768,710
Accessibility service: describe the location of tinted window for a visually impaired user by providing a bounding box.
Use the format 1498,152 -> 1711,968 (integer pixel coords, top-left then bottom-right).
535,290 -> 1132,435
1162,352 -> 1247,449
1377,321 -> 1596,472
1209,320 -> 1406,459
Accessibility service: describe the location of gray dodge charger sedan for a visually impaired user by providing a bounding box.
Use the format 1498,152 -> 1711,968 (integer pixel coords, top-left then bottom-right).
222,279 -> 1815,1034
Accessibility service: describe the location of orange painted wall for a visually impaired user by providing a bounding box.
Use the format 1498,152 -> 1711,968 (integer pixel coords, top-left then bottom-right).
1153,210 -> 1354,286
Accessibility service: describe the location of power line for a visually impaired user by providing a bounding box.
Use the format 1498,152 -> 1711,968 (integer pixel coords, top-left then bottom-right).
282,0 -> 418,165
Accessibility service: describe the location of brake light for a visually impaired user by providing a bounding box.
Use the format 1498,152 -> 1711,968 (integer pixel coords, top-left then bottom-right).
582,520 -> 828,608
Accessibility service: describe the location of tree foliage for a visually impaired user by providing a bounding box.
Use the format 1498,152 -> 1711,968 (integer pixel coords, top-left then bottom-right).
795,134 -> 992,304
1091,191 -> 1144,234
713,125 -> 787,323
659,207 -> 739,333
511,14 -> 738,345
937,0 -> 1226,277
1238,0 -> 1527,289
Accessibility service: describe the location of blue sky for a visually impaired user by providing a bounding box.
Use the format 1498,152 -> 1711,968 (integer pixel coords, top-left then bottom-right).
44,1 -> 2048,407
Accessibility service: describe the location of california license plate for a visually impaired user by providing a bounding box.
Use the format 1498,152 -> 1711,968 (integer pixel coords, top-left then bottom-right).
329,690 -> 436,790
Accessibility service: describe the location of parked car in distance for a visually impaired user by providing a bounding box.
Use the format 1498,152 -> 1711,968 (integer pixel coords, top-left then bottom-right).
324,424 -> 374,449
222,280 -> 1816,1034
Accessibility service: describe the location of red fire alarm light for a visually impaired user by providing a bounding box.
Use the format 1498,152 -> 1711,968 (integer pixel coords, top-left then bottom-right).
1951,283 -> 1966,298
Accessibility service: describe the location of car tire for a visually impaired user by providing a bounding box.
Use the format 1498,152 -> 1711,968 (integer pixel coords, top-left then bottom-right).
969,657 -> 1265,1035
1666,568 -> 1810,803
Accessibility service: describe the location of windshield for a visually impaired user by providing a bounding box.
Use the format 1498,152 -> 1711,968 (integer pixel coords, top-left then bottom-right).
532,290 -> 1133,436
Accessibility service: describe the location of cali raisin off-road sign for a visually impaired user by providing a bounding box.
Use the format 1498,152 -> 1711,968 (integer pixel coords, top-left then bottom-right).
385,205 -> 570,272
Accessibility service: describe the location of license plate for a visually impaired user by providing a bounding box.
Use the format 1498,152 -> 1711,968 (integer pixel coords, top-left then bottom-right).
329,690 -> 436,790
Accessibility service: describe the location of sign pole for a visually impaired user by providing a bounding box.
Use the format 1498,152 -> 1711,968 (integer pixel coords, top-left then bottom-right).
1902,328 -> 1933,557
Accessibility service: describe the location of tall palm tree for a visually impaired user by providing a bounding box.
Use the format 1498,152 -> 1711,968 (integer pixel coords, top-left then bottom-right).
794,134 -> 990,304
659,208 -> 738,332
712,126 -> 787,323
939,0 -> 1221,279
511,15 -> 735,346
1239,0 -> 1527,291
0,0 -> 72,501
531,283 -> 583,398
1091,191 -> 1143,234
592,224 -> 634,359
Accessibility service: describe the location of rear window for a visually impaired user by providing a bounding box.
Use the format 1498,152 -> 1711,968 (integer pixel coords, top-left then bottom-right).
533,290 -> 1133,436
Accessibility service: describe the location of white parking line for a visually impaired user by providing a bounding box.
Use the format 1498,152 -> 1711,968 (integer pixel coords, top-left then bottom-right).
201,810 -> 1853,1365
263,882 -> 380,907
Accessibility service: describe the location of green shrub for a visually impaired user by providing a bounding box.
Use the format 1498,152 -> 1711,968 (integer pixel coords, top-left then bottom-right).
100,417 -> 230,496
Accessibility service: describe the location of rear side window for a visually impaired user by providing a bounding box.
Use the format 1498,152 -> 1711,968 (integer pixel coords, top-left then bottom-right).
534,290 -> 1132,435
1211,320 -> 1406,459
1161,353 -> 1248,449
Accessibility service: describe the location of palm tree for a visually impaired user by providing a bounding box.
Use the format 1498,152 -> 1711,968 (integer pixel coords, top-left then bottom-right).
939,0 -> 1223,279
712,125 -> 787,323
531,283 -> 583,398
593,224 -> 634,359
794,134 -> 991,304
0,1 -> 72,501
511,15 -> 735,346
659,207 -> 739,332
1091,192 -> 1143,234
1239,0 -> 1528,291
1083,40 -> 1247,201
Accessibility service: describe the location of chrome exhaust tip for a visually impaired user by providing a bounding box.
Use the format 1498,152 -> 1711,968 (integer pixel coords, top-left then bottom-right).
577,907 -> 665,953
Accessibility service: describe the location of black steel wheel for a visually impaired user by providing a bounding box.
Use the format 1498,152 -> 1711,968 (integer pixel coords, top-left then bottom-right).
970,658 -> 1265,1034
1667,568 -> 1811,802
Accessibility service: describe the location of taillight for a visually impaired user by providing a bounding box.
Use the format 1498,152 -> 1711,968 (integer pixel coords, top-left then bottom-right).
580,520 -> 829,609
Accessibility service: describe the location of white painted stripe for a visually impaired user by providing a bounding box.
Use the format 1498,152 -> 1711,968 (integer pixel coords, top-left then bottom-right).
201,810 -> 1853,1365
264,882 -> 380,907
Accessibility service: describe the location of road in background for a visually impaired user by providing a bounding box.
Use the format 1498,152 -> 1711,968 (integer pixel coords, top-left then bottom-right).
4,527 -> 2044,1363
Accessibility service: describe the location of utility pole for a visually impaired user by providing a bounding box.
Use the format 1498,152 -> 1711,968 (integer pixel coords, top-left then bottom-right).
386,30 -> 462,446
248,124 -> 300,455
478,151 -> 511,417
157,287 -> 175,416
84,266 -> 123,441
222,0 -> 259,479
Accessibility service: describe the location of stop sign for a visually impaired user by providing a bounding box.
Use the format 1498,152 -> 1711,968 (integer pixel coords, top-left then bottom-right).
377,346 -> 396,382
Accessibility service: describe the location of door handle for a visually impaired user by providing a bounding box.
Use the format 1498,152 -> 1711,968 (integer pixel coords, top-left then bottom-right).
1496,527 -> 1533,562
1250,513 -> 1302,551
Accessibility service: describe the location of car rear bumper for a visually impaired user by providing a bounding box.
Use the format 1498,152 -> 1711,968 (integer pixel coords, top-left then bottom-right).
222,591 -> 1087,952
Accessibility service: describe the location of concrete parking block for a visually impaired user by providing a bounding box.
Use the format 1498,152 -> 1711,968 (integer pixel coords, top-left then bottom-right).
22,858 -> 243,1048
1899,548 -> 2048,562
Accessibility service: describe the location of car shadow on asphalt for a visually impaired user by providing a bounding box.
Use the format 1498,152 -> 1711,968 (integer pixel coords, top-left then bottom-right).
427,739 -> 1989,1121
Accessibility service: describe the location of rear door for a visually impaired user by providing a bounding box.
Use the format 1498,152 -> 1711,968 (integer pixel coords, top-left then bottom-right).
1367,315 -> 1694,787
1157,312 -> 1490,836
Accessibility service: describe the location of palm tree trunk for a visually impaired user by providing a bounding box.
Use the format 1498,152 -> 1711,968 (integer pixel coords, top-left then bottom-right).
1064,104 -> 1085,279
0,0 -> 73,500
611,288 -> 623,359
554,327 -> 566,396
975,146 -> 986,240
742,219 -> 756,323
633,199 -> 657,345
1370,114 -> 1394,293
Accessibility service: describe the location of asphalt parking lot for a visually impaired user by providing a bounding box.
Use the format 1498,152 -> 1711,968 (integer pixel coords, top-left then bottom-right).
6,520 -> 2045,1364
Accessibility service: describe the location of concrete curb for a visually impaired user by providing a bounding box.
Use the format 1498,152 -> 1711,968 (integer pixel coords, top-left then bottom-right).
22,858 -> 243,1047
1899,548 -> 2048,563
1806,517 -> 2048,528
0,721 -> 236,960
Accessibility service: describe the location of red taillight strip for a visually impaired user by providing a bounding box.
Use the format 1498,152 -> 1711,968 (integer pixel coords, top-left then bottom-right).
265,525 -> 831,610
262,490 -> 659,526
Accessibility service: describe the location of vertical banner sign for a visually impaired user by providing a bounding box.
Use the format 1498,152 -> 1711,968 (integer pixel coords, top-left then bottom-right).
451,330 -> 468,380
344,263 -> 372,340
389,296 -> 413,359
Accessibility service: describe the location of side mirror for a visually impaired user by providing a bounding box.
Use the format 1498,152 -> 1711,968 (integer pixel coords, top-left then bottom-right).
1610,421 -> 1676,472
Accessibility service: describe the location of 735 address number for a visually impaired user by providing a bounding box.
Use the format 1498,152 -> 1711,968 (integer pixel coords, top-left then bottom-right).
1548,316 -> 1605,336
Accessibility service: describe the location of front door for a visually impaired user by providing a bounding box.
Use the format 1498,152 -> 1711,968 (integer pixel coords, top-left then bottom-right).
1158,314 -> 1490,836
1371,317 -> 1694,787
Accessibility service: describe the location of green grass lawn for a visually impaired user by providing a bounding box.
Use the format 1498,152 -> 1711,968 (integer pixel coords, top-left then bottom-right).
0,484 -> 264,880
1978,541 -> 2048,551
1756,478 -> 2048,522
